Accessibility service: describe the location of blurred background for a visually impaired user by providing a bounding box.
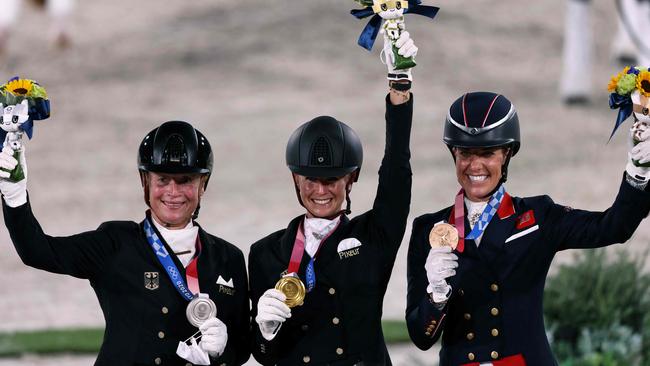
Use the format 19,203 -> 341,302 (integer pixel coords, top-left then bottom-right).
0,0 -> 648,365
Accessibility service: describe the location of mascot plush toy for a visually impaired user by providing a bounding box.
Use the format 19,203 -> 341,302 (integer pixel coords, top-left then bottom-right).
351,0 -> 438,73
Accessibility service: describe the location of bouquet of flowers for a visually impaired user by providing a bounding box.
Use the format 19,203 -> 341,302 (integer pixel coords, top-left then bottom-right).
0,77 -> 50,181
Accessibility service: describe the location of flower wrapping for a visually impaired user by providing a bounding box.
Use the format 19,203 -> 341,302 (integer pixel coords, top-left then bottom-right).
607,66 -> 650,140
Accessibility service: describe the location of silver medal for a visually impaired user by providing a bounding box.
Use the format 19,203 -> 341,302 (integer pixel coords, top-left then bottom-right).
186,293 -> 217,327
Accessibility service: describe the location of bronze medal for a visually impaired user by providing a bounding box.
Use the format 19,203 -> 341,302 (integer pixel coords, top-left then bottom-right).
275,274 -> 305,308
428,223 -> 459,250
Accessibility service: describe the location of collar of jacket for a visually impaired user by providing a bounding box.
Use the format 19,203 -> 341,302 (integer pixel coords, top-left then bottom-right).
278,214 -> 350,276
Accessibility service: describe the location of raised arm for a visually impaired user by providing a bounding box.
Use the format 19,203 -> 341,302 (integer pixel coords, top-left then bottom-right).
548,123 -> 650,250
1,145 -> 115,279
370,31 -> 416,255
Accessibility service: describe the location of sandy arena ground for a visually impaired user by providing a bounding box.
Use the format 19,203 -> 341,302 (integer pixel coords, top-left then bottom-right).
0,0 -> 647,364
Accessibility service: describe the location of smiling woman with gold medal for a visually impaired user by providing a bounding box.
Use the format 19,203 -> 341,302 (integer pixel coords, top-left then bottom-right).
247,29 -> 418,365
406,87 -> 650,366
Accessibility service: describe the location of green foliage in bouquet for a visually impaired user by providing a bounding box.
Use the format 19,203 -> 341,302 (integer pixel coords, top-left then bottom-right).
544,249 -> 650,366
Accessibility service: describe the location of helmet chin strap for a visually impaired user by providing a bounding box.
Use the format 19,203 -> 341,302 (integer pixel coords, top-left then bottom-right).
344,189 -> 352,215
140,172 -> 151,207
499,148 -> 513,184
192,175 -> 209,221
192,203 -> 201,221
486,148 -> 513,197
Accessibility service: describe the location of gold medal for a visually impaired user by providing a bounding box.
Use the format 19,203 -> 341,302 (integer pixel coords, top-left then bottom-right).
275,274 -> 305,308
428,223 -> 459,250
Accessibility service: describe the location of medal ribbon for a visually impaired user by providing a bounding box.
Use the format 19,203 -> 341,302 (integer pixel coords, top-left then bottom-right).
143,218 -> 195,302
287,218 -> 340,293
453,188 -> 466,253
465,185 -> 505,240
184,236 -> 203,295
450,185 -> 506,252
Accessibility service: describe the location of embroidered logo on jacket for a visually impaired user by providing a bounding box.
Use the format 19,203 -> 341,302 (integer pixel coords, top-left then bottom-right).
337,238 -> 362,259
515,210 -> 536,229
217,275 -> 235,295
144,271 -> 159,290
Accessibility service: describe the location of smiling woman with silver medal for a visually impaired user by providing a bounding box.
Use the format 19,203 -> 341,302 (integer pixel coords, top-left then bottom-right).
0,121 -> 250,366
405,89 -> 650,366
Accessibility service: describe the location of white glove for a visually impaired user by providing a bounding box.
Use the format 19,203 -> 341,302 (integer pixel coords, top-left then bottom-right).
626,121 -> 650,185
381,31 -> 418,81
176,337 -> 211,365
198,317 -> 228,358
395,31 -> 418,58
0,145 -> 27,207
424,246 -> 458,304
255,288 -> 291,341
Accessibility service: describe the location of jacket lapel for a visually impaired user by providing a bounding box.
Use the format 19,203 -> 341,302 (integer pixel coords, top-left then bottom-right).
479,211 -> 516,262
196,226 -> 225,292
481,193 -> 535,281
478,193 -> 517,258
276,215 -> 313,280
452,193 -> 518,279
278,215 -> 302,261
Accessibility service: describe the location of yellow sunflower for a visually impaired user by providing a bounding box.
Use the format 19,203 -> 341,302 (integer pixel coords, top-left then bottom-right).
607,66 -> 630,92
4,78 -> 34,96
636,70 -> 650,97
607,76 -> 619,92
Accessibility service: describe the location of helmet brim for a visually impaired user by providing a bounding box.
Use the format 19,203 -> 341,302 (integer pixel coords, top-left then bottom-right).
444,139 -> 521,157
287,165 -> 359,179
138,164 -> 211,175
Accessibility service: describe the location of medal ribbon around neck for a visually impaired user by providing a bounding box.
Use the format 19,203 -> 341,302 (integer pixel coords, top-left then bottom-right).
450,185 -> 506,252
184,236 -> 202,295
465,185 -> 505,240
144,218 -> 202,301
288,217 -> 340,293
453,188 -> 466,252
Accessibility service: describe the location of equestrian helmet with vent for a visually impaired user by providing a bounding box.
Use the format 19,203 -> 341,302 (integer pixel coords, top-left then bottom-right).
138,121 -> 213,178
443,92 -> 520,156
286,116 -> 363,181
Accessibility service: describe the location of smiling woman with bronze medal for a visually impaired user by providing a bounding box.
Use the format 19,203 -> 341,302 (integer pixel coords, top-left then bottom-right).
405,87 -> 650,366
1,120 -> 251,365
247,30 -> 420,365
